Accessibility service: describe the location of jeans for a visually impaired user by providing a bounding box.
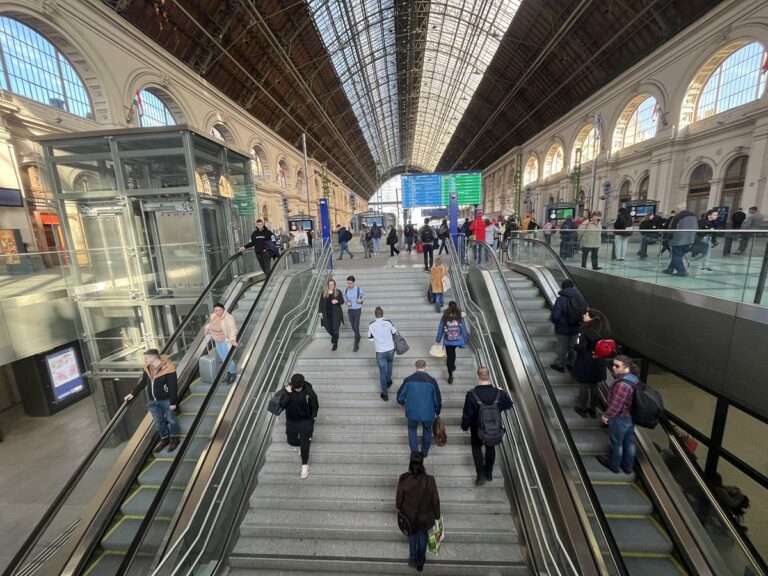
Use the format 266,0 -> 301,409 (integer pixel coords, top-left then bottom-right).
408,419 -> 433,456
214,340 -> 236,375
409,531 -> 428,569
422,244 -> 434,269
581,247 -> 599,269
473,242 -> 483,263
406,238 -> 414,252
376,349 -> 395,394
338,241 -> 353,259
347,308 -> 361,345
373,237 -> 381,254
286,418 -> 314,465
445,345 -> 457,376
438,237 -> 449,254
553,333 -> 575,368
434,291 -> 444,311
363,239 -> 372,258
147,399 -> 180,439
614,235 -> 629,260
665,244 -> 689,275
607,416 -> 636,472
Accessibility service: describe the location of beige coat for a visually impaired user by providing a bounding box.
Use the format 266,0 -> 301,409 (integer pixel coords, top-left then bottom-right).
578,221 -> 602,248
205,311 -> 237,343
430,264 -> 448,293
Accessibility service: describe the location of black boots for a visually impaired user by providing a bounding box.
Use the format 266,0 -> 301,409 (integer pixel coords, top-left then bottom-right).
154,437 -> 170,453
167,436 -> 179,452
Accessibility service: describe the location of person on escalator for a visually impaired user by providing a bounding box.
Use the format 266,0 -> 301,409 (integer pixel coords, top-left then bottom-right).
570,308 -> 611,418
239,219 -> 277,278
598,355 -> 639,474
549,280 -> 588,373
280,373 -> 319,479
123,349 -> 180,453
204,303 -> 238,383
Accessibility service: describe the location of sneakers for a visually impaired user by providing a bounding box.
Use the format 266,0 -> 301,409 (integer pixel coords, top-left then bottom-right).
300,465 -> 309,479
485,471 -> 493,482
574,407 -> 590,418
224,373 -> 236,384
154,437 -> 170,453
167,436 -> 179,453
380,393 -> 389,401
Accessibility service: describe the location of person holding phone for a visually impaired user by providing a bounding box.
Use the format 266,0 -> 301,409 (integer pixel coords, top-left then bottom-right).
344,275 -> 366,352
319,279 -> 344,351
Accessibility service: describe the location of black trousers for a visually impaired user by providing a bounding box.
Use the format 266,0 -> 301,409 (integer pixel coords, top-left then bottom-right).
256,252 -> 272,277
323,319 -> 339,344
286,418 -> 314,464
423,244 -> 434,269
445,345 -> 457,376
581,247 -> 599,269
471,440 -> 496,477
389,243 -> 400,256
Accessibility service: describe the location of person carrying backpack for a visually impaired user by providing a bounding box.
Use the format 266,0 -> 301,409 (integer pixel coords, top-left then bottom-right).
461,367 -> 512,486
550,279 -> 587,372
336,224 -> 354,260
598,355 -> 639,474
371,222 -> 382,255
436,300 -> 468,384
419,218 -> 437,271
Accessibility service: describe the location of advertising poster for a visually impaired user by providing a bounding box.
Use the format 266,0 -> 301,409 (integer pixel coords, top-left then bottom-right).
0,228 -> 22,264
45,347 -> 85,402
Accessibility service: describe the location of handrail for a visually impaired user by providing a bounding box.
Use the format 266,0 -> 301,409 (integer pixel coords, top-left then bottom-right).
445,237 -> 582,575
2,251 -> 248,576
509,236 -> 768,576
113,245 -> 316,575
467,238 -> 629,575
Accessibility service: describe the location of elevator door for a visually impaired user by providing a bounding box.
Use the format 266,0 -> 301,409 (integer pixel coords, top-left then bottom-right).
201,201 -> 229,278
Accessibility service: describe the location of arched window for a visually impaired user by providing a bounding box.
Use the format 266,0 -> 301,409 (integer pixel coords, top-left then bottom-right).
277,160 -> 288,188
613,95 -> 658,151
687,163 -> 713,216
0,17 -> 92,118
619,181 -> 632,204
296,169 -> 305,193
681,42 -> 768,126
523,156 -> 538,185
721,155 -> 748,214
139,89 -> 175,127
251,145 -> 268,180
219,175 -> 233,198
572,125 -> 600,166
210,125 -> 225,141
543,144 -> 564,178
638,176 -> 649,200
261,203 -> 270,222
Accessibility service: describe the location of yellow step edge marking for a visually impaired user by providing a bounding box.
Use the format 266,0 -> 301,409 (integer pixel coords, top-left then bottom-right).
649,515 -> 673,542
122,485 -> 142,506
591,480 -> 635,486
101,516 -> 128,540
605,513 -> 652,519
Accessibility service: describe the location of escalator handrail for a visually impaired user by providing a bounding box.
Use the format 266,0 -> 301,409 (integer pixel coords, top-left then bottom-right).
506,236 -> 768,575
445,238 -> 582,575
152,242 -> 333,574
3,251 -> 250,576
466,238 -> 629,576
113,245 -> 317,575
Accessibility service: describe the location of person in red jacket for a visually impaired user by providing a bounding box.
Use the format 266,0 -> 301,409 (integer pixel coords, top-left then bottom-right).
469,212 -> 486,263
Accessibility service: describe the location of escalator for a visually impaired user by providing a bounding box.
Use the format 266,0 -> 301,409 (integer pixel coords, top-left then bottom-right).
4,246 -> 319,576
465,237 -> 766,576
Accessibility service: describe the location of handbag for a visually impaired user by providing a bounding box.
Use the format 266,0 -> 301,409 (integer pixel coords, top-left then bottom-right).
429,343 -> 446,358
441,275 -> 451,293
393,331 -> 409,355
267,388 -> 287,416
432,416 -> 447,447
427,286 -> 435,304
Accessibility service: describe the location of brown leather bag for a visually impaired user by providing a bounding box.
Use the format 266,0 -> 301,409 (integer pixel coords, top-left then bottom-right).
432,416 -> 447,447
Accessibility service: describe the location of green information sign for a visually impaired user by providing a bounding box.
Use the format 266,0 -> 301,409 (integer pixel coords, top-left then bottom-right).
402,171 -> 482,208
234,184 -> 256,216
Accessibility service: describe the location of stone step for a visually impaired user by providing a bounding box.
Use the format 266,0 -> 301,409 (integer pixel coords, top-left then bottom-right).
265,444 -> 475,465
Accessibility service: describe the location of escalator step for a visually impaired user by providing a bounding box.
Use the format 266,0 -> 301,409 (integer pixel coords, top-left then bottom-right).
593,483 -> 653,515
605,517 -> 674,554
582,456 -> 636,482
100,516 -> 170,554
120,485 -> 183,517
622,555 -> 687,576
570,429 -> 609,453
180,392 -> 227,413
138,459 -> 197,487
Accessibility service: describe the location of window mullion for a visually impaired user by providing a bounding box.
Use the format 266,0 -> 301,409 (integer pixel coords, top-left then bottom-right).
0,32 -> 12,92
55,52 -> 69,113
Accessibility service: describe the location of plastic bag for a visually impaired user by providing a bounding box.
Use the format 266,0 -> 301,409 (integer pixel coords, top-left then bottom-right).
429,343 -> 446,358
427,517 -> 444,555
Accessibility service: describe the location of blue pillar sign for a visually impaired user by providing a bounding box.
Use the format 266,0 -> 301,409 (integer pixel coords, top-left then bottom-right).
319,198 -> 331,268
449,193 -> 459,248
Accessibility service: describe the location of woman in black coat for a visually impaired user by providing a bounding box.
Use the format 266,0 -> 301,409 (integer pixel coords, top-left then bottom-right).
570,308 -> 611,418
396,452 -> 440,572
387,225 -> 400,256
318,279 -> 344,351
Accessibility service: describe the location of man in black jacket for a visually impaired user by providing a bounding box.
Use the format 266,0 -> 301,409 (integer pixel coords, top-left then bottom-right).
124,349 -> 180,453
280,373 -> 319,479
240,219 -> 276,277
461,367 -> 512,486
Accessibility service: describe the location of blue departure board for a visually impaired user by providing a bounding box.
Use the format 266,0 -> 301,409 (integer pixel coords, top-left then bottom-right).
402,171 -> 482,208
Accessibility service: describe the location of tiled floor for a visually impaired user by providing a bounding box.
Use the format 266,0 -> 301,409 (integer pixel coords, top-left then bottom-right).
0,399 -> 100,572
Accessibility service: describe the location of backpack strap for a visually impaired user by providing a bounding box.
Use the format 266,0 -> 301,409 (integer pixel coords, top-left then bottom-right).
471,390 -> 484,406
493,390 -> 500,406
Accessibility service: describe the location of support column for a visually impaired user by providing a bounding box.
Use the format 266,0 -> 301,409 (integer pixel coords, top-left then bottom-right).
742,119 -> 768,210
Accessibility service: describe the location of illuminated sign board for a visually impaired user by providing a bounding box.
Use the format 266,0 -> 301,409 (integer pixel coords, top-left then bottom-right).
402,171 -> 482,208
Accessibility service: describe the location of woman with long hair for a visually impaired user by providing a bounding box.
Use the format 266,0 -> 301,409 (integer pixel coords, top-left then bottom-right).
436,301 -> 468,384
387,224 -> 400,256
429,257 -> 448,312
318,279 -> 344,351
570,308 -> 611,418
396,452 -> 441,571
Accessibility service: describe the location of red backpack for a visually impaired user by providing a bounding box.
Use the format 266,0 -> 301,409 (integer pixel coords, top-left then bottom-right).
592,339 -> 617,359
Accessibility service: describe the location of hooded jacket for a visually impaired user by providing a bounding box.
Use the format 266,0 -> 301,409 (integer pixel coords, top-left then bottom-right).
132,355 -> 178,404
279,382 -> 319,422
550,287 -> 588,336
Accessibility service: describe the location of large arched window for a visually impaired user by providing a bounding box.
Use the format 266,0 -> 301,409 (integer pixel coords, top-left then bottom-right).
613,95 -> 658,151
721,155 -> 748,214
619,180 -> 632,204
687,163 -> 713,216
296,169 -> 305,193
210,125 -> 225,141
572,125 -> 600,166
0,17 -> 92,118
277,159 -> 289,188
638,175 -> 649,200
523,156 -> 538,185
139,89 -> 175,127
543,144 -> 564,178
251,145 -> 269,181
681,42 -> 768,126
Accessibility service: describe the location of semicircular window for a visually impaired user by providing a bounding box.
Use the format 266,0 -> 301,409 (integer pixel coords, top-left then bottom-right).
0,16 -> 92,118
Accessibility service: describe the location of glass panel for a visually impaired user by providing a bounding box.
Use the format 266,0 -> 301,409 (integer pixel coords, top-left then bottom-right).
121,154 -> 189,190
648,362 -> 717,435
55,160 -> 117,194
139,89 -> 176,128
717,459 -> 768,560
722,406 -> 768,474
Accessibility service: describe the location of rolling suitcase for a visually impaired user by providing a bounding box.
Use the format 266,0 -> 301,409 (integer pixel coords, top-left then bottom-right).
199,350 -> 221,383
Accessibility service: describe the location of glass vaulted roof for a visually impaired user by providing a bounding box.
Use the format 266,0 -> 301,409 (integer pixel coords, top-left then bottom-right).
307,0 -> 521,175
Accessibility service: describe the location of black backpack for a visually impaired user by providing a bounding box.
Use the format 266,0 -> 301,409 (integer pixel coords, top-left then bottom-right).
420,226 -> 434,243
627,378 -> 664,429
472,390 -> 505,445
343,229 -> 353,242
564,295 -> 586,327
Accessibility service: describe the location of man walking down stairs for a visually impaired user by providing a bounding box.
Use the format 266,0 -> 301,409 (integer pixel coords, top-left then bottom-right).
227,264 -> 527,575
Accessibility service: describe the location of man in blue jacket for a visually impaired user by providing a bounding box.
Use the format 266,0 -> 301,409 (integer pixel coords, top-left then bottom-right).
397,359 -> 442,457
550,279 -> 588,372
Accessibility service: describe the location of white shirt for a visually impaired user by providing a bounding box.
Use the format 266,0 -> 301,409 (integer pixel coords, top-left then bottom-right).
367,318 -> 396,352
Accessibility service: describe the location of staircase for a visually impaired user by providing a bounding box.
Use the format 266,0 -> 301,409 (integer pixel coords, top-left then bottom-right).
229,264 -> 527,575
500,268 -> 686,576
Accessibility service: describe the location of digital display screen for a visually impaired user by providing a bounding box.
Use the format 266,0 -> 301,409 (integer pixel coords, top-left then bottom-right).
288,219 -> 314,232
548,207 -> 575,220
631,204 -> 657,217
360,216 -> 384,228
713,206 -> 729,229
402,171 -> 482,208
45,347 -> 85,402
0,187 -> 23,207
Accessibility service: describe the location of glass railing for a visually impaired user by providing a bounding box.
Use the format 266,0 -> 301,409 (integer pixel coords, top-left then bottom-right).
461,236 -> 627,575
150,242 -> 332,575
4,250 -> 259,576
500,236 -> 767,575
501,229 -> 768,306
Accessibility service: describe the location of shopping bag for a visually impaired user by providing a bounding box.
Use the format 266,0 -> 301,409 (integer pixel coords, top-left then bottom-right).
429,343 -> 446,358
427,517 -> 444,555
432,417 -> 447,447
441,275 -> 451,293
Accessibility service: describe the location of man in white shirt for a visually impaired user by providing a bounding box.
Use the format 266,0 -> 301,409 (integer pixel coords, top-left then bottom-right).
367,306 -> 397,401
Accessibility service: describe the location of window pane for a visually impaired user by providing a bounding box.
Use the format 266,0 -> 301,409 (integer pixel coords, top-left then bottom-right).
0,17 -> 92,118
648,361 -> 717,437
722,406 -> 768,475
623,96 -> 657,148
139,90 -> 176,128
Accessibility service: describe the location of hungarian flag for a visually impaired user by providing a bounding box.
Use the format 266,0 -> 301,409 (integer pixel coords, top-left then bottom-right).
652,100 -> 659,119
131,90 -> 144,118
762,52 -> 768,76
